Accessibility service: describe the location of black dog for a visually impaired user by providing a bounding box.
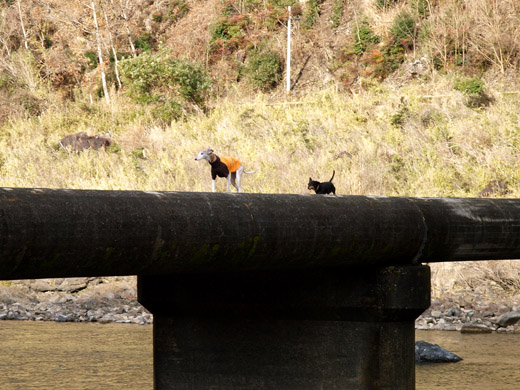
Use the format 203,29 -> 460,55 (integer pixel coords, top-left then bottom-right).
308,170 -> 336,194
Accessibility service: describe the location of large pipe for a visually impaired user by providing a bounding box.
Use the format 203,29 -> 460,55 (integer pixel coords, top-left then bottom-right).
1,187 -> 520,279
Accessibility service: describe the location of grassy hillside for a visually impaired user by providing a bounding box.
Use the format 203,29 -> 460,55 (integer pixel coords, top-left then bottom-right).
2,0 -> 520,112
2,65 -> 520,197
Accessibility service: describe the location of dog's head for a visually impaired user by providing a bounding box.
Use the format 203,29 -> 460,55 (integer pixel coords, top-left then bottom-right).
308,177 -> 319,191
195,148 -> 214,161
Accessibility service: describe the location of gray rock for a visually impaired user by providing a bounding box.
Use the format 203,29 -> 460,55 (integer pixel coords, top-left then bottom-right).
7,311 -> 20,320
59,132 -> 113,153
460,323 -> 493,334
495,311 -> 520,327
408,57 -> 429,77
20,279 -> 57,292
16,278 -> 90,293
445,308 -> 460,317
55,313 -> 69,322
103,290 -> 121,300
0,276 -> 150,325
98,314 -> 114,324
415,341 -> 462,363
55,278 -> 90,293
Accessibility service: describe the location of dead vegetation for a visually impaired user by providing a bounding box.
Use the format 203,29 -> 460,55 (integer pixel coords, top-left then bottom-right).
1,0 -> 520,109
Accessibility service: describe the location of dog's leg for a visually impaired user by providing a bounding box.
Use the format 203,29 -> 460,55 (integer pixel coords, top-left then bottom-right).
212,179 -> 216,192
236,166 -> 244,193
230,172 -> 239,192
226,175 -> 231,192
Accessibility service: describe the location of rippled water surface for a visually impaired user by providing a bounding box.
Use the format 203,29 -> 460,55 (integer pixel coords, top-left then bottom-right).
0,321 -> 153,390
1,322 -> 520,389
416,330 -> 520,390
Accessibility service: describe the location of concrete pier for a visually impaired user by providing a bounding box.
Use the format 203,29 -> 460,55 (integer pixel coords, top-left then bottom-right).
138,265 -> 431,389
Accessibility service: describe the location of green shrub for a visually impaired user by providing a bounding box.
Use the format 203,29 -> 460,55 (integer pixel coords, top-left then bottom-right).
210,17 -> 246,42
353,19 -> 380,54
410,0 -> 430,18
390,11 -> 416,43
209,15 -> 250,55
107,143 -> 122,154
376,0 -> 400,9
119,51 -> 212,107
453,77 -> 493,108
168,0 -> 189,23
132,147 -> 147,159
380,10 -> 416,74
453,77 -> 484,95
243,48 -> 282,90
390,99 -> 410,127
302,0 -> 321,30
270,0 -> 298,7
85,51 -> 97,69
0,72 -> 14,91
331,0 -> 345,29
134,34 -> 153,52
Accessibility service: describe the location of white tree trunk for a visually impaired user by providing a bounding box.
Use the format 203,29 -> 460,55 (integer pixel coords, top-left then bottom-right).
119,0 -> 137,57
101,1 -> 121,88
16,0 -> 29,50
91,0 -> 110,104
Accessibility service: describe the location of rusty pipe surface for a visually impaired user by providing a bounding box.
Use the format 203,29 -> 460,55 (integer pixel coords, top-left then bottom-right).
1,187 -> 520,279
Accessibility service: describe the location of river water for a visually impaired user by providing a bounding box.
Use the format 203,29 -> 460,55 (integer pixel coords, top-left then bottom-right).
416,330 -> 520,390
0,322 -> 153,389
1,322 -> 519,389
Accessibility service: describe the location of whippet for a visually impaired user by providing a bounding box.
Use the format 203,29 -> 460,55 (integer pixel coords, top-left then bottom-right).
195,148 -> 256,192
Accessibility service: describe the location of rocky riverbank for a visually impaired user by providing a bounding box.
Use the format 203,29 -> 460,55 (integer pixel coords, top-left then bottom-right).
0,277 -> 152,325
2,277 -> 520,332
416,287 -> 520,333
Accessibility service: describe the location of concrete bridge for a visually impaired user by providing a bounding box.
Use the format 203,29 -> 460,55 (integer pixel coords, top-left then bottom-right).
2,187 -> 520,389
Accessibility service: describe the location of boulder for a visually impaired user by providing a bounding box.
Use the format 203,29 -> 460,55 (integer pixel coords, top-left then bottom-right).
408,57 -> 429,77
55,313 -> 69,322
460,323 -> 493,334
59,132 -> 113,152
415,341 -> 462,363
16,278 -> 89,293
496,311 -> 520,328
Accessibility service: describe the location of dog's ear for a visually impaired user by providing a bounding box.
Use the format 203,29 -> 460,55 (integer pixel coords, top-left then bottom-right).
208,148 -> 214,154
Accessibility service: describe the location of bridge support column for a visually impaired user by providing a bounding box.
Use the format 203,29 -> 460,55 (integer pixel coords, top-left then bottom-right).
138,265 -> 430,390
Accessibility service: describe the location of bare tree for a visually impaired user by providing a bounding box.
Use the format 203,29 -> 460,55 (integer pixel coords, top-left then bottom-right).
468,0 -> 520,73
117,0 -> 137,57
0,7 -> 13,57
101,0 -> 121,88
16,0 -> 28,49
88,0 -> 110,104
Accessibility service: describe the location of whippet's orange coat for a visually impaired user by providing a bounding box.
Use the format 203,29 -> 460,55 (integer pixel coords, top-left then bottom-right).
220,157 -> 242,173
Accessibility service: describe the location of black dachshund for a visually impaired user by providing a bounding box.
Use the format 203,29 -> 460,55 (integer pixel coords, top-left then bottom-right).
308,170 -> 336,195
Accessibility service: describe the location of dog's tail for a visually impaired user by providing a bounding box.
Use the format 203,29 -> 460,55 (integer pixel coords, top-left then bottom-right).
244,168 -> 257,174
329,170 -> 335,182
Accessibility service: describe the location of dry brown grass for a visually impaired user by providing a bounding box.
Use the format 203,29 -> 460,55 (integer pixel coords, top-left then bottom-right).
421,0 -> 520,72
430,261 -> 520,298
